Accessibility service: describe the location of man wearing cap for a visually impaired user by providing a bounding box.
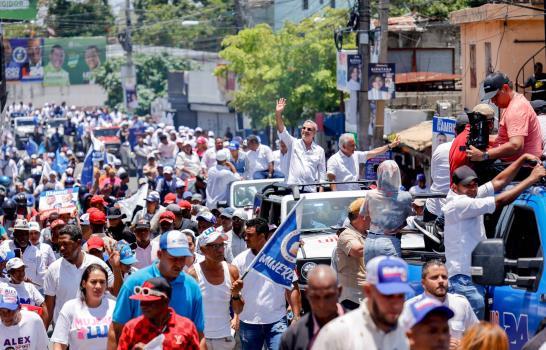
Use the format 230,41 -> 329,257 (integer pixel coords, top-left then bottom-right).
132,191 -> 161,226
228,140 -> 247,175
5,257 -> 48,323
0,219 -> 45,287
133,219 -> 154,269
178,200 -> 198,233
202,137 -> 225,172
117,242 -> 139,280
134,136 -> 150,178
108,230 -> 204,349
158,211 -> 176,234
313,256 -> 412,349
467,72 -> 543,164
206,149 -> 241,209
275,98 -> 326,191
224,209 -> 247,263
409,174 -> 429,196
86,235 -> 106,260
143,154 -> 159,184
44,224 -> 116,328
196,211 -> 217,235
399,297 -> 453,350
245,135 -> 282,180
188,228 -> 244,350
117,277 -> 200,349
444,155 -> 546,319
88,209 -> 117,251
89,194 -> 108,212
0,286 -> 49,350
403,260 -> 477,348
107,207 -> 135,243
155,166 -> 177,202
28,221 -> 56,285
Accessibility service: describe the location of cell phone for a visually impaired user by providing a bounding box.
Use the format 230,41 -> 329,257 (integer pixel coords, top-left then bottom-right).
14,248 -> 21,258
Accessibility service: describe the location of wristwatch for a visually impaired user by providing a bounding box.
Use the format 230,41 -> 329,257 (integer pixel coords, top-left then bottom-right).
483,151 -> 490,161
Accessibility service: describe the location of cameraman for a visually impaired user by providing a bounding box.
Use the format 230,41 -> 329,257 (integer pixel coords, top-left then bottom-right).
445,155 -> 546,320
467,72 -> 543,165
449,104 -> 495,183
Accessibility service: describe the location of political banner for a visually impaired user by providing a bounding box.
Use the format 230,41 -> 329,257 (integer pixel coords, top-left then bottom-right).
368,63 -> 396,100
118,183 -> 148,223
432,116 -> 456,153
4,38 -> 43,81
80,146 -> 95,189
244,199 -> 305,289
39,187 -> 79,219
364,151 -> 392,180
337,50 -> 361,92
0,0 -> 38,20
43,37 -> 106,86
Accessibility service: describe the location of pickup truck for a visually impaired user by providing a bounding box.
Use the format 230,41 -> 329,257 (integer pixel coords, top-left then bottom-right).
227,178 -> 283,218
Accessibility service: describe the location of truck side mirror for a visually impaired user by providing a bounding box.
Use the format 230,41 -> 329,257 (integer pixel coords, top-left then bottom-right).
471,239 -> 506,285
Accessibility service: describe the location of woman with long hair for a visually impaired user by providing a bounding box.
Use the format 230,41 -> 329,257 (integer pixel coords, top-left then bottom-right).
51,263 -> 115,350
460,321 -> 509,350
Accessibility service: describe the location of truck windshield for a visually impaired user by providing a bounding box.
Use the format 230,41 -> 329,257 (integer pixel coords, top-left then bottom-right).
232,181 -> 279,207
48,119 -> 66,128
16,119 -> 36,126
287,196 -> 363,230
94,128 -> 119,137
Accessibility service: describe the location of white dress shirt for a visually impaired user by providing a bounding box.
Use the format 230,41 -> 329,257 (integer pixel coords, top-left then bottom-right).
278,128 -> 326,190
245,144 -> 273,178
201,148 -> 219,169
0,241 -> 46,287
442,181 -> 496,278
272,150 -> 289,175
327,150 -> 368,191
206,164 -> 241,208
426,141 -> 452,216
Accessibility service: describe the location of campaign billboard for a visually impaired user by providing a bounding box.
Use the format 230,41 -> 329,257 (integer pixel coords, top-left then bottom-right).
38,187 -> 80,219
432,116 -> 456,153
0,0 -> 38,20
3,38 -> 43,81
368,63 -> 395,100
337,50 -> 361,92
43,37 -> 106,86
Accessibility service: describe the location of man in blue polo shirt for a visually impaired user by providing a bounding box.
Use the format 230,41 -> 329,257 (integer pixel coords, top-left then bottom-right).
107,230 -> 204,349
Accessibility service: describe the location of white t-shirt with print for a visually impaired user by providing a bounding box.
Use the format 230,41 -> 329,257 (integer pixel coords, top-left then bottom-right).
51,297 -> 116,350
43,252 -> 114,323
0,309 -> 48,350
8,281 -> 44,306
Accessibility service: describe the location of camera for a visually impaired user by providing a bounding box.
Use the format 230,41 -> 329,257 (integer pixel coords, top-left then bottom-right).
459,110 -> 490,151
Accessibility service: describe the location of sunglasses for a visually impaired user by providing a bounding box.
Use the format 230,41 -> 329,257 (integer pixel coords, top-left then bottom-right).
301,127 -> 315,132
133,286 -> 168,299
205,243 -> 226,250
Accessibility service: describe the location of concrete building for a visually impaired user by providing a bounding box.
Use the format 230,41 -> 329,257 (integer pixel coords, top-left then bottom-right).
450,3 -> 545,109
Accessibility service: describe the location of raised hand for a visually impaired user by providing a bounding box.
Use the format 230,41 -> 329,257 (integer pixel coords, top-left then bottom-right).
276,98 -> 287,115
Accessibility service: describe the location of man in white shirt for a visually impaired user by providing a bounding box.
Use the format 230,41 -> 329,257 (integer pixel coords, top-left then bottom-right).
43,224 -> 117,328
400,260 -> 477,348
205,149 -> 241,209
232,218 -> 299,350
224,209 -> 247,263
0,219 -> 46,288
409,174 -> 429,196
444,155 -> 545,320
313,256 -> 412,349
272,140 -> 289,177
202,138 -> 225,171
275,98 -> 326,191
133,219 -> 154,269
157,134 -> 176,167
327,133 -> 400,191
245,135 -> 282,179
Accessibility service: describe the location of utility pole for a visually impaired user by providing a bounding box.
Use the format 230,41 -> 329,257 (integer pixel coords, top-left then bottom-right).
357,0 -> 371,150
373,0 -> 389,147
120,0 -> 136,113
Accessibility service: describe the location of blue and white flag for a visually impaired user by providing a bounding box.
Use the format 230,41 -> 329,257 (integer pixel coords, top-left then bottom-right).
245,199 -> 305,289
80,146 -> 95,189
25,138 -> 38,157
52,148 -> 68,175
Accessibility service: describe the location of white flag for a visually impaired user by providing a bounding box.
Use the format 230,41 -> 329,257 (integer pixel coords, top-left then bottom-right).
117,183 -> 148,223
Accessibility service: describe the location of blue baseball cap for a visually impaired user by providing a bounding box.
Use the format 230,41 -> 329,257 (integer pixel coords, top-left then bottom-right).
228,141 -> 240,150
118,243 -> 138,265
366,256 -> 413,295
159,230 -> 192,257
0,251 -> 15,263
182,191 -> 193,200
146,191 -> 160,202
400,297 -> 454,330
0,286 -> 19,311
416,174 -> 426,182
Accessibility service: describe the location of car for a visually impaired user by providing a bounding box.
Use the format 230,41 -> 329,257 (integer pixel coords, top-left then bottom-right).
227,178 -> 284,217
12,117 -> 38,149
45,118 -> 67,139
93,127 -> 121,155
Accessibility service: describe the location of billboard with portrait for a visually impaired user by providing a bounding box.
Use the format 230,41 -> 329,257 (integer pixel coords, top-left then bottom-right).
0,0 -> 37,20
3,38 -> 43,81
337,50 -> 361,92
43,37 -> 106,86
368,63 -> 395,100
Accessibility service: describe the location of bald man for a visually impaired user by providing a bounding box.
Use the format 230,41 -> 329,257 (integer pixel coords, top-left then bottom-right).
280,265 -> 345,350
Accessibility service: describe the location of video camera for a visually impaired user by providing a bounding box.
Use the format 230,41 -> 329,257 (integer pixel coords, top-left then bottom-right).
459,109 -> 490,151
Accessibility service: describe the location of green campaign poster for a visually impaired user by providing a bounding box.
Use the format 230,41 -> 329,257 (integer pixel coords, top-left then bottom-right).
0,0 -> 37,20
42,37 -> 106,86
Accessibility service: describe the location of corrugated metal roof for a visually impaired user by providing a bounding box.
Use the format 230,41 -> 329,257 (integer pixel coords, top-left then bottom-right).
396,72 -> 462,84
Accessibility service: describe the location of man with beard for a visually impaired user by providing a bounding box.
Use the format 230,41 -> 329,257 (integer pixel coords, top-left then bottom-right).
224,210 -> 247,263
313,256 -> 411,349
401,260 -> 477,349
106,207 -> 135,244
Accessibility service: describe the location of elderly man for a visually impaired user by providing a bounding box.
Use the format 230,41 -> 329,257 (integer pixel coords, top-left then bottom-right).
467,72 -> 543,163
206,149 -> 241,209
202,137 -> 225,171
280,265 -> 344,350
313,256 -> 412,349
275,98 -> 326,191
327,133 -> 400,191
245,135 -> 282,179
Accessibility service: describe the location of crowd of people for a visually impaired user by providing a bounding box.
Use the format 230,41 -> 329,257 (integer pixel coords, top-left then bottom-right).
0,70 -> 543,349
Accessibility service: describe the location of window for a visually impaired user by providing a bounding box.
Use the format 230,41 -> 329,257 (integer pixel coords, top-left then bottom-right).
469,44 -> 477,88
502,205 -> 543,291
330,0 -> 335,8
303,0 -> 308,10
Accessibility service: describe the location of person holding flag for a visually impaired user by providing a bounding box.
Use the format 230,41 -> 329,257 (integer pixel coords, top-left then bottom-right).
232,214 -> 302,350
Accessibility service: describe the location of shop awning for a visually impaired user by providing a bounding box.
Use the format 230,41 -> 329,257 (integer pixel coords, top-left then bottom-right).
397,120 -> 432,151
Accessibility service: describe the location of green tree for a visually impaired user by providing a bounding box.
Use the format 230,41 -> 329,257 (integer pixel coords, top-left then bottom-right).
388,0 -> 483,19
46,0 -> 115,37
217,9 -> 353,128
93,54 -> 190,115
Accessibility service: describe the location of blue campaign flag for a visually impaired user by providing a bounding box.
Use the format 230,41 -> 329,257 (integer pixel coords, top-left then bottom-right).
81,147 -> 95,188
25,138 -> 38,156
52,149 -> 68,175
245,199 -> 305,289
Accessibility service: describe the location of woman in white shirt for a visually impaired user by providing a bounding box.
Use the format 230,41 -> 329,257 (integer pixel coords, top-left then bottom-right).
51,263 -> 115,350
